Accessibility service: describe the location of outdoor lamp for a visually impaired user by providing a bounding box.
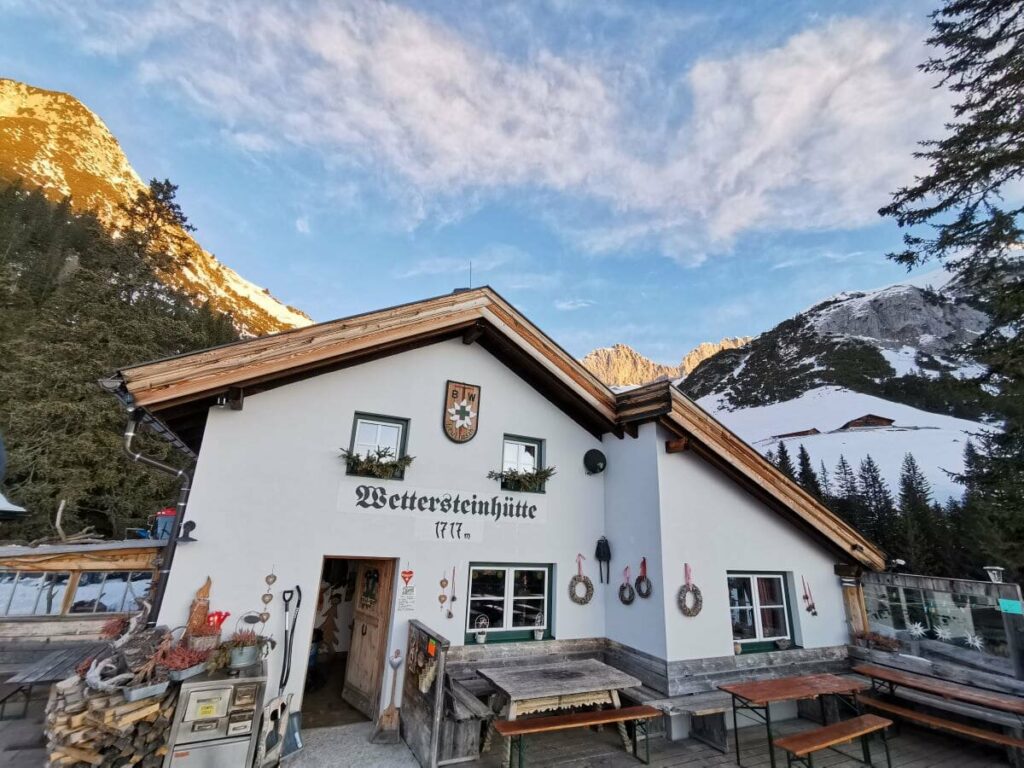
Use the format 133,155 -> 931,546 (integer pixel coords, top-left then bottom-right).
177,520 -> 198,543
983,565 -> 1004,584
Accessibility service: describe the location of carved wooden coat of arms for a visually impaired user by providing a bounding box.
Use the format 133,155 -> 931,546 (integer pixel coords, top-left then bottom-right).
443,380 -> 480,443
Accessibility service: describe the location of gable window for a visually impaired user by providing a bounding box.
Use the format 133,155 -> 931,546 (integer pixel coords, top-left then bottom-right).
500,435 -> 546,492
348,413 -> 410,478
466,564 -> 551,642
728,573 -> 792,648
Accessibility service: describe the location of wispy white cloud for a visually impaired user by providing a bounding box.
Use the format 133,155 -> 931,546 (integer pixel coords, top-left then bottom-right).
294,216 -> 310,235
24,1 -> 949,262
393,244 -> 520,279
554,298 -> 595,311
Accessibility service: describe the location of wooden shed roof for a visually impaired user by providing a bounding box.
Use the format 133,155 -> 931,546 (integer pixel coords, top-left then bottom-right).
110,287 -> 884,569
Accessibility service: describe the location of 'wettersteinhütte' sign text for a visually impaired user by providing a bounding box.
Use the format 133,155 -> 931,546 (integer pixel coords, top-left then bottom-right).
349,484 -> 541,523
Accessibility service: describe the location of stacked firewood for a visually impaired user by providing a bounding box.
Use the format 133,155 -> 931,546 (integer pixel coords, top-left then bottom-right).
44,676 -> 177,767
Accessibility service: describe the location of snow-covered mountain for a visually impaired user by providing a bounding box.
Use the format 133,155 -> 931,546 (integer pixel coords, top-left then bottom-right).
0,78 -> 311,336
682,276 -> 995,502
582,337 -> 750,388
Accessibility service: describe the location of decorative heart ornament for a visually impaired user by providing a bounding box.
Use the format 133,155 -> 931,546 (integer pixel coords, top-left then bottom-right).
401,570 -> 414,585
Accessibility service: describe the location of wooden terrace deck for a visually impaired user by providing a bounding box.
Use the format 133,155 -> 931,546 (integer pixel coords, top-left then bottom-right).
467,719 -> 1009,767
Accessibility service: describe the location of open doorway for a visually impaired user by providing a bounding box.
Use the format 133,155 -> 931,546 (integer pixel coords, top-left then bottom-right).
302,557 -> 396,730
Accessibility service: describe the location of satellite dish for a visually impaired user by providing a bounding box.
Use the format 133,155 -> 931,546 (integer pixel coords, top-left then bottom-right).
583,449 -> 607,475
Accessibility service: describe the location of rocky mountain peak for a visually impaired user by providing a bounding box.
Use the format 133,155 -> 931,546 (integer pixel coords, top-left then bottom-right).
0,78 -> 311,336
582,337 -> 751,388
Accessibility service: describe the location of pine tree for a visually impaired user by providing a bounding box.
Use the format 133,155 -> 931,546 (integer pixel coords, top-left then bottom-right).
0,180 -> 238,540
818,460 -> 832,500
897,453 -> 942,574
880,0 -> 1024,580
832,455 -> 867,532
774,441 -> 796,479
796,444 -> 823,499
858,455 -> 897,550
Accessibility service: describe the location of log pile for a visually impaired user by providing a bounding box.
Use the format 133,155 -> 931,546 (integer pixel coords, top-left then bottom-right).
44,675 -> 177,767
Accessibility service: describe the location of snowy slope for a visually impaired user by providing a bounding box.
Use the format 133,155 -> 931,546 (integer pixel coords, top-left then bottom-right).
698,386 -> 983,504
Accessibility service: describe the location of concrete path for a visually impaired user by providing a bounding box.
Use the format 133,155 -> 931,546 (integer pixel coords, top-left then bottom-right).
286,721 -> 420,768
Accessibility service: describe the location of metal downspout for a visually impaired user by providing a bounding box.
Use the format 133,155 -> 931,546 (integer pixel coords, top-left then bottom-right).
123,410 -> 193,626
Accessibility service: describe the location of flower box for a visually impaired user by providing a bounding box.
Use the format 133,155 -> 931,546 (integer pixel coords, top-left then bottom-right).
123,680 -> 169,702
168,662 -> 208,682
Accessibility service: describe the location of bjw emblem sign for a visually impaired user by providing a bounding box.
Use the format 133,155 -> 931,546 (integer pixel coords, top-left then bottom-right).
443,381 -> 480,443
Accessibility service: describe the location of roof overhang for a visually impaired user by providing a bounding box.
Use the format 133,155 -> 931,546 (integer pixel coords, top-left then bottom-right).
109,288 -> 885,570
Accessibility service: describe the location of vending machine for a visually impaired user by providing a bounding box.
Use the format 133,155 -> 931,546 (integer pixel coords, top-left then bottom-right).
164,663 -> 266,768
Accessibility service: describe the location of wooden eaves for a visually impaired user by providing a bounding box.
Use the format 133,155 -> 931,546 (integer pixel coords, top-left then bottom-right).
111,288 -> 884,570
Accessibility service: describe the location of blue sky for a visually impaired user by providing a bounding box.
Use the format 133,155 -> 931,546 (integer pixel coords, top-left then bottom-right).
1,0 -> 949,362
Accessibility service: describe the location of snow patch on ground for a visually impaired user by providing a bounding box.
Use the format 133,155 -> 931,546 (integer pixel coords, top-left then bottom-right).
697,386 -> 985,504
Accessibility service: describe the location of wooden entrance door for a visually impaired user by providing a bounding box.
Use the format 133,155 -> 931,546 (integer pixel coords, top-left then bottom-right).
342,559 -> 395,719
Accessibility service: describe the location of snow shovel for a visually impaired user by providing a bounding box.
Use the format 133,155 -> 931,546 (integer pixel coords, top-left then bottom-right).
371,649 -> 403,744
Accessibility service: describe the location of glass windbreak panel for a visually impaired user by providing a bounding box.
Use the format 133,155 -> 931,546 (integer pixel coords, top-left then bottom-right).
512,599 -> 545,628
513,569 -> 546,598
761,608 -> 788,638
756,577 -> 784,606
8,573 -> 46,616
97,572 -> 132,613
469,599 -> 504,631
731,608 -> 756,640
728,577 -> 753,608
34,573 -> 70,616
470,569 -> 505,598
70,572 -> 106,614
124,572 -> 153,612
0,572 -> 16,615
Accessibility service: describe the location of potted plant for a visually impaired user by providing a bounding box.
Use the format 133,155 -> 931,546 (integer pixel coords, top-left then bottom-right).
187,623 -> 222,652
223,629 -> 270,669
473,615 -> 489,644
486,465 -> 556,493
162,645 -> 210,682
340,447 -> 415,479
532,612 -> 545,641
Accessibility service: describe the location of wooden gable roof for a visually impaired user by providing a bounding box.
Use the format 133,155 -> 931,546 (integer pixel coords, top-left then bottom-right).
111,288 -> 884,569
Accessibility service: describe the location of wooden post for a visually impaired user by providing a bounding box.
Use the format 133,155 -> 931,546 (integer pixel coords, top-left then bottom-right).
834,564 -> 868,639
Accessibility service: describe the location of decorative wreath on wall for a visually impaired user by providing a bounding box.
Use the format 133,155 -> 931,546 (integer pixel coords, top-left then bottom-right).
569,554 -> 594,605
618,567 -> 635,605
677,584 -> 703,617
635,557 -> 652,599
677,563 -> 702,617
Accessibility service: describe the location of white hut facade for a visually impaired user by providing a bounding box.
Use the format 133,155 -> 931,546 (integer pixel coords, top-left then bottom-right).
107,288 -> 882,746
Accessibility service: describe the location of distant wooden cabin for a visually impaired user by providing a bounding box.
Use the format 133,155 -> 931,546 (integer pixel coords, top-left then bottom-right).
839,414 -> 895,430
770,428 -> 821,440
0,540 -> 163,645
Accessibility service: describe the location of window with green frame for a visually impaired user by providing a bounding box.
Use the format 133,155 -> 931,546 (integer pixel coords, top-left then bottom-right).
500,435 -> 546,492
465,564 -> 553,643
727,572 -> 796,653
348,413 -> 411,478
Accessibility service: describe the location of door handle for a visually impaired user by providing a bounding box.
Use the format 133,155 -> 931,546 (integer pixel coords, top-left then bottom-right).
361,624 -> 367,636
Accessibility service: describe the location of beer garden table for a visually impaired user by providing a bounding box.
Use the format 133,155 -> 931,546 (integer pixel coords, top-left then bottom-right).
718,673 -> 867,768
477,658 -> 641,766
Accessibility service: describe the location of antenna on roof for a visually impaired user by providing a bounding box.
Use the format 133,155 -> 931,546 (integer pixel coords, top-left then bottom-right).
469,261 -> 473,289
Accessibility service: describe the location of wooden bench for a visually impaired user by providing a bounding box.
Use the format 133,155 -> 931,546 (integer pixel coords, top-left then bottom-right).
859,695 -> 1024,750
634,690 -> 732,752
773,714 -> 892,768
494,705 -> 662,767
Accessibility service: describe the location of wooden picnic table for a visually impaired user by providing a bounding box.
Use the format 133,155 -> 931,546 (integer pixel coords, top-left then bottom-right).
719,673 -> 867,768
477,658 -> 641,767
852,663 -> 1024,716
0,642 -> 105,720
